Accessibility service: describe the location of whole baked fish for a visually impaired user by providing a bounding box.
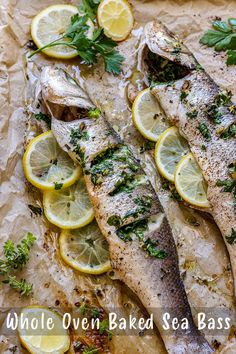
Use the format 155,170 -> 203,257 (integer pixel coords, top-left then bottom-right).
138,20 -> 236,294
40,66 -> 213,354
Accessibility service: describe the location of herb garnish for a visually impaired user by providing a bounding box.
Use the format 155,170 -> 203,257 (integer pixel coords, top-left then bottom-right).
70,125 -> 89,144
123,196 -> 152,220
117,219 -> 148,242
198,123 -> 211,141
186,110 -> 198,119
220,123 -> 236,140
200,18 -> 236,66
226,229 -> 236,245
180,90 -> 188,101
29,11 -> 124,75
140,140 -> 155,153
88,108 -> 101,118
99,319 -> 113,340
54,182 -> 63,190
28,204 -> 42,216
0,233 -> 36,296
142,238 -> 167,259
216,162 -> 236,201
34,112 -> 51,128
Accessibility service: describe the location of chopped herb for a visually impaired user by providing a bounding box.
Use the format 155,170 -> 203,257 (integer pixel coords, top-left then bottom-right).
216,162 -> 236,201
90,146 -> 138,185
180,91 -> 188,101
170,187 -> 182,201
201,144 -> 207,151
117,219 -> 148,242
88,108 -> 101,118
29,13 -> 124,75
107,215 -> 122,227
34,112 -> 51,128
226,229 -> 236,245
146,51 -> 189,85
109,173 -> 138,196
198,123 -> 211,141
70,126 -> 89,145
28,204 -> 42,216
220,123 -> 236,139
54,182 -> 63,190
215,90 -> 232,106
140,140 -> 156,153
196,63 -> 203,72
99,319 -> 113,340
142,238 -> 167,259
199,18 -> 236,66
186,110 -> 198,119
123,195 -> 152,220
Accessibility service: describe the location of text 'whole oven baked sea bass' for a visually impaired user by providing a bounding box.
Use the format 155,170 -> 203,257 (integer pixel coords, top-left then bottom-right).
40,66 -> 213,354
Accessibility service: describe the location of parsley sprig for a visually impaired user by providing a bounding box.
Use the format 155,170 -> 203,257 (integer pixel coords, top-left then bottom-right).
0,233 -> 36,296
29,11 -> 124,74
200,18 -> 236,65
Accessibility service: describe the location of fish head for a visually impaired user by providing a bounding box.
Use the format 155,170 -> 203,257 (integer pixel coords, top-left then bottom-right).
40,66 -> 95,160
138,20 -> 197,86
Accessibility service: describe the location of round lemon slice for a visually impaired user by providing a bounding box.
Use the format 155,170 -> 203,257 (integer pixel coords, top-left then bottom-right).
97,0 -> 134,41
43,177 -> 94,229
132,88 -> 169,141
23,131 -> 81,190
18,307 -> 70,354
31,5 -> 94,59
59,221 -> 111,274
174,153 -> 210,208
155,126 -> 189,182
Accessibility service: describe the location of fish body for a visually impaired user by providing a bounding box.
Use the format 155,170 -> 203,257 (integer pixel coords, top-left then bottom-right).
139,20 -> 236,293
40,67 -> 212,354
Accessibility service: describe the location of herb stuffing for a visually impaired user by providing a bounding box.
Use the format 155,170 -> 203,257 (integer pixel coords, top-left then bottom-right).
198,122 -> 211,141
226,229 -> 236,245
200,18 -> 236,66
29,1 -> 125,75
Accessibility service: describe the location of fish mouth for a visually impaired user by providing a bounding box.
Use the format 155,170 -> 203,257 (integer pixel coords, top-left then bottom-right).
40,66 -> 94,122
142,46 -> 191,86
137,20 -> 197,86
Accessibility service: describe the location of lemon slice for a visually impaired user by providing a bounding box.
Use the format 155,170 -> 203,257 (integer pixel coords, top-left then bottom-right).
155,126 -> 189,182
31,5 -> 94,59
174,153 -> 210,208
23,131 -> 81,190
59,221 -> 111,274
97,0 -> 134,41
43,177 -> 94,229
132,88 -> 169,141
18,307 -> 70,354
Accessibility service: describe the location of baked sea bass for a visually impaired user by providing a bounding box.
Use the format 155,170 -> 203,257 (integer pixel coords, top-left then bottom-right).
138,20 -> 236,293
40,67 -> 213,354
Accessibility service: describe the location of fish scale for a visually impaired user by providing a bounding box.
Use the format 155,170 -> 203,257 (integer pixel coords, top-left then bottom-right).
40,66 -> 213,353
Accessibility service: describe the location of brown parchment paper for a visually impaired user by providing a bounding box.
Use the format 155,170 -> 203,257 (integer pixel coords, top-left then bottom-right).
1,0 -> 236,353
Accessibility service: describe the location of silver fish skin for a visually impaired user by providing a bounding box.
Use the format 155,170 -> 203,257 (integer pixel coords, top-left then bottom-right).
139,20 -> 236,294
40,66 -> 213,354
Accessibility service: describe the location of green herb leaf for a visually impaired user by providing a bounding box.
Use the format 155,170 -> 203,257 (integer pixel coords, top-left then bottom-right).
29,9 -> 124,75
99,319 -> 113,340
2,276 -> 33,296
198,123 -> 211,141
142,238 -> 167,259
54,182 -> 63,190
34,112 -> 51,128
200,18 -> 236,65
227,49 -> 236,65
88,108 -> 101,118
